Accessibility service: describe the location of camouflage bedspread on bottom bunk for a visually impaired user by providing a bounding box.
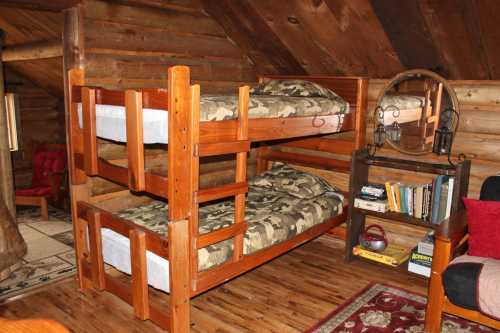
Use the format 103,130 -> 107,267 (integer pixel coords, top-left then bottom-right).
116,163 -> 344,271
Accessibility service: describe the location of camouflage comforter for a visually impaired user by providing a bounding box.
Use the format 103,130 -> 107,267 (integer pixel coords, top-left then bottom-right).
380,94 -> 426,110
199,95 -> 349,121
116,163 -> 344,271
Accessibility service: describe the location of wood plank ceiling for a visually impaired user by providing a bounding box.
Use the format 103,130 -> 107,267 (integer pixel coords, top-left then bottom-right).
1,0 -> 500,99
0,7 -> 63,96
201,0 -> 500,80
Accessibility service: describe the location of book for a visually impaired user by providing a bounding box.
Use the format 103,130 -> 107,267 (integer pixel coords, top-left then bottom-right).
418,231 -> 435,257
414,186 -> 424,219
408,247 -> 433,277
385,182 -> 395,212
394,183 -> 402,213
353,244 -> 410,267
399,185 -> 407,214
437,180 -> 449,223
431,176 -> 447,224
354,197 -> 389,213
445,177 -> 454,219
407,186 -> 413,216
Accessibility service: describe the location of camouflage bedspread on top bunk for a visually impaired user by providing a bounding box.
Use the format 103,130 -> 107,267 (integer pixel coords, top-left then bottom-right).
116,163 -> 344,271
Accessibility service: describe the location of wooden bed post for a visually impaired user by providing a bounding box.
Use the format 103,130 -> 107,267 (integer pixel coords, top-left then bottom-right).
167,66 -> 193,333
354,78 -> 368,149
63,5 -> 91,291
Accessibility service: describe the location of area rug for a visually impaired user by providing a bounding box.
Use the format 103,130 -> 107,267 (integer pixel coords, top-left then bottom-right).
306,283 -> 496,333
0,207 -> 76,303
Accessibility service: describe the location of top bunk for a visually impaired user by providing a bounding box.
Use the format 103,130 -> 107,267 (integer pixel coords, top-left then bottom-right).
69,67 -> 368,144
67,66 -> 368,199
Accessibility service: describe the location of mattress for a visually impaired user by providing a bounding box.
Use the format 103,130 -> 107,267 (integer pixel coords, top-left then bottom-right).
77,94 -> 349,144
379,94 -> 426,125
100,163 -> 344,293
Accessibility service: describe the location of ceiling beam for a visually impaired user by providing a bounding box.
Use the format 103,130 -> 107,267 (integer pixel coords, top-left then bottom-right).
0,0 -> 80,12
1,39 -> 62,62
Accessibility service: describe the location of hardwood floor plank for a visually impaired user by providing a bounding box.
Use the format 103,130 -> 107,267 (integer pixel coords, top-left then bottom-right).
0,237 -> 427,332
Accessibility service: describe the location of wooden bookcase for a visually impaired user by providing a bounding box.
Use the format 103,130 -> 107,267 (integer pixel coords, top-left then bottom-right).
345,148 -> 471,263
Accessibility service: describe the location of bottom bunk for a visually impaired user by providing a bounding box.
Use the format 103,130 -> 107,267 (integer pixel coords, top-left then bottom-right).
74,163 -> 348,331
78,163 -> 345,285
92,163 -> 344,293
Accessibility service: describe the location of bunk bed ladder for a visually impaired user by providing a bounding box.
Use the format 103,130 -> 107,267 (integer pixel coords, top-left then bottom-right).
191,85 -> 250,282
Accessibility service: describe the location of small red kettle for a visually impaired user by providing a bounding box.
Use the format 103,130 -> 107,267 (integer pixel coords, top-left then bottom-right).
359,224 -> 388,252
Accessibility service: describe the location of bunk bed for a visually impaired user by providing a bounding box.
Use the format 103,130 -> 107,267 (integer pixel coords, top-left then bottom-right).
66,66 -> 368,332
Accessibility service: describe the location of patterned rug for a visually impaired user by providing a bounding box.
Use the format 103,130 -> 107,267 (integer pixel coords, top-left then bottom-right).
306,283 -> 496,333
0,207 -> 76,303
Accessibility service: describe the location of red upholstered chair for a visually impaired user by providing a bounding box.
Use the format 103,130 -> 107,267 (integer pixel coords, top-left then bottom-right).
15,144 -> 67,220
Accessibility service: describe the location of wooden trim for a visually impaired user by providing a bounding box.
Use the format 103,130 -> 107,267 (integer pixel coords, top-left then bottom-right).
87,210 -> 105,290
196,140 -> 250,157
67,69 -> 86,184
443,299 -> 500,330
280,137 -> 356,156
130,229 -> 150,320
193,207 -> 347,295
168,219 -> 190,333
125,90 -> 145,191
263,150 -> 351,173
196,221 -> 247,249
82,87 -> 98,175
196,182 -> 248,203
234,85 -> 249,263
167,66 -> 193,220
354,78 -> 368,149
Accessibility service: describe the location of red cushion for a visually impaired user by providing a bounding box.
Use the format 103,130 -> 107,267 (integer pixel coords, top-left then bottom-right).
31,150 -> 66,188
463,198 -> 500,259
16,186 -> 52,197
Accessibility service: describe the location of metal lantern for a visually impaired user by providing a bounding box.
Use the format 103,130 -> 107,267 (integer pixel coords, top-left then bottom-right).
374,123 -> 386,147
387,121 -> 401,143
432,108 -> 459,162
433,125 -> 454,155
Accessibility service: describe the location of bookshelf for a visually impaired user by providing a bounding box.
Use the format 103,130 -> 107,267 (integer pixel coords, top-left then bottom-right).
345,149 -> 471,266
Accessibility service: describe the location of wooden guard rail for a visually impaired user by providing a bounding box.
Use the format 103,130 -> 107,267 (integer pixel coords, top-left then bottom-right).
77,201 -> 170,329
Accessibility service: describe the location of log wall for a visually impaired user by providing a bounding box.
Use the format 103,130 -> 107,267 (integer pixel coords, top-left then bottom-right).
5,69 -> 65,188
82,0 -> 258,93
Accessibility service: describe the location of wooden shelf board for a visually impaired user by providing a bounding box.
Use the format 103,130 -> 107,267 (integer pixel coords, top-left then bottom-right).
353,207 -> 438,230
363,155 -> 457,175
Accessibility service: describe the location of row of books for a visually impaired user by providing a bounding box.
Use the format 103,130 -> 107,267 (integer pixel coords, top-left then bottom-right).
384,175 -> 455,224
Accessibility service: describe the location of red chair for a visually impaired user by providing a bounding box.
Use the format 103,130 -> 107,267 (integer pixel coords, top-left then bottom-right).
15,144 -> 67,220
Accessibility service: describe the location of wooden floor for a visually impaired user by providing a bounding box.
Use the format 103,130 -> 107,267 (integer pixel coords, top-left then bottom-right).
0,237 -> 427,333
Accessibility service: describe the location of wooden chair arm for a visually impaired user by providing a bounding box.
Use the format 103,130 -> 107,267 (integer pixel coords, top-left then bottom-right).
434,209 -> 468,248
47,170 -> 66,199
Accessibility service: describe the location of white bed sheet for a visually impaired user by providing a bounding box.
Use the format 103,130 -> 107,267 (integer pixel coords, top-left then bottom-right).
77,104 -> 169,144
101,228 -> 170,293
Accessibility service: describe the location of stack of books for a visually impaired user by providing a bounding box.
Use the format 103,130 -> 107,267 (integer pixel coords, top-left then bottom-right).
384,176 -> 454,224
354,184 -> 389,213
408,231 -> 434,277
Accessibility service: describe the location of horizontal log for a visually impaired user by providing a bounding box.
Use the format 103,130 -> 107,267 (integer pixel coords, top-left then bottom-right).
1,40 -> 62,62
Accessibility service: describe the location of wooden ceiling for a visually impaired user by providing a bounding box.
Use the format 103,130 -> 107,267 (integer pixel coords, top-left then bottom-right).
0,6 -> 63,96
202,0 -> 500,80
1,0 -> 500,98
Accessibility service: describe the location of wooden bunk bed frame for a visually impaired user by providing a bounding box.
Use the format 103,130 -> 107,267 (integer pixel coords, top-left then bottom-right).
66,66 -> 368,332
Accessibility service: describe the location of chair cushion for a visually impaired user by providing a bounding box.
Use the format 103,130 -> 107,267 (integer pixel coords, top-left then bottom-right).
16,186 -> 52,197
463,198 -> 500,259
31,150 -> 66,188
443,255 -> 500,320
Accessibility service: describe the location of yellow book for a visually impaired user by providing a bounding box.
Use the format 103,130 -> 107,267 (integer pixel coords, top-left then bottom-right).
352,244 -> 410,267
394,183 -> 401,212
385,182 -> 395,212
